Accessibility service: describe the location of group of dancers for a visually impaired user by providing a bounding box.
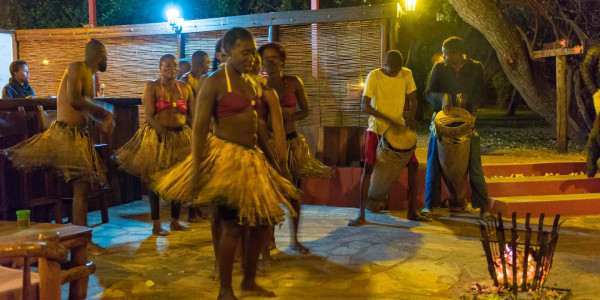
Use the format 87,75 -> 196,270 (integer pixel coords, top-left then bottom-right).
3,26 -> 490,299
4,28 -> 334,299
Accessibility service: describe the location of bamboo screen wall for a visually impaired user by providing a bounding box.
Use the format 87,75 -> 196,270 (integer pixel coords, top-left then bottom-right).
17,20 -> 381,128
185,27 -> 270,67
19,35 -> 178,98
279,20 -> 382,127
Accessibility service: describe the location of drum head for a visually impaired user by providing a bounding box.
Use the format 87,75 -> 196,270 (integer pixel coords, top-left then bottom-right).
434,107 -> 474,139
383,126 -> 416,150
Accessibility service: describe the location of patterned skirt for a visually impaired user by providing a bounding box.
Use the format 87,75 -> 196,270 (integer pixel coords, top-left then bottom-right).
113,124 -> 191,182
150,135 -> 300,226
4,121 -> 107,187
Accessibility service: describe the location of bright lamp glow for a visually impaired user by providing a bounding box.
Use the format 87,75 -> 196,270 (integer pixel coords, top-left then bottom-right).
166,8 -> 179,25
42,59 -> 49,65
405,0 -> 417,12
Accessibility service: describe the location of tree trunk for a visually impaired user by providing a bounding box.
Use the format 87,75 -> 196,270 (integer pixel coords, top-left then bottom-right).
447,0 -> 587,143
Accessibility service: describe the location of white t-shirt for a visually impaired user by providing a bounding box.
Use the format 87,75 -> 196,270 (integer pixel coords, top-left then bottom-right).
363,67 -> 417,135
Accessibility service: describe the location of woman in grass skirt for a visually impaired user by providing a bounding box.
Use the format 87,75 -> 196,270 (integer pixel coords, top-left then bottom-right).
150,28 -> 298,300
258,42 -> 333,255
113,54 -> 194,236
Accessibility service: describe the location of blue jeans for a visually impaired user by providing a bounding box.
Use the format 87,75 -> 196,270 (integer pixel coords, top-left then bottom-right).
424,121 -> 488,210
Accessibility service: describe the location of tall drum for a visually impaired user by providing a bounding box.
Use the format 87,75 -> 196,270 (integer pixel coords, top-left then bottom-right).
434,107 -> 474,210
367,126 -> 417,212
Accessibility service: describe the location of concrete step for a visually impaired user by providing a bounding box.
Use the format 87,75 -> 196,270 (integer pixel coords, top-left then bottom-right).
486,174 -> 600,197
490,193 -> 600,217
482,162 -> 586,177
302,161 -> 593,214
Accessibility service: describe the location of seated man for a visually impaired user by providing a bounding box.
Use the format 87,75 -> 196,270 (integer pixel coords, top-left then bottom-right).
2,61 -> 34,99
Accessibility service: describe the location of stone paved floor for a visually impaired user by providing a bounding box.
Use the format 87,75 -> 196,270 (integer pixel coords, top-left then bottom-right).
75,199 -> 600,299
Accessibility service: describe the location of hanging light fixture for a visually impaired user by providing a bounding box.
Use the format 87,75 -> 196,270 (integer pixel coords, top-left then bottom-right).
404,0 -> 417,12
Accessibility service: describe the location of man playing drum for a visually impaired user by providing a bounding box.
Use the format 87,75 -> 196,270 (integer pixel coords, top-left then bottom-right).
349,50 -> 428,226
422,36 -> 490,220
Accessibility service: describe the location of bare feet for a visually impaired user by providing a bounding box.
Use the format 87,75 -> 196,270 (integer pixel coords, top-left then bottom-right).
88,242 -> 110,256
170,220 -> 191,231
210,267 -> 219,281
407,212 -> 431,222
240,265 -> 268,276
260,257 -> 277,268
292,242 -> 310,254
217,287 -> 238,300
348,217 -> 367,226
240,282 -> 276,297
187,216 -> 202,223
260,252 -> 277,267
152,224 -> 169,236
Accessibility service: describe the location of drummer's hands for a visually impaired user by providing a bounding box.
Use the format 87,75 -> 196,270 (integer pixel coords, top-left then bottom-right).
442,93 -> 452,114
386,119 -> 404,129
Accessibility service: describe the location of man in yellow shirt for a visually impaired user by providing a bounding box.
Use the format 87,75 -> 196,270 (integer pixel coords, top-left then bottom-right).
349,50 -> 427,226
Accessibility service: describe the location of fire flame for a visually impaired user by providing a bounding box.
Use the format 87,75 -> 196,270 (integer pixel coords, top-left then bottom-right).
494,244 -> 538,287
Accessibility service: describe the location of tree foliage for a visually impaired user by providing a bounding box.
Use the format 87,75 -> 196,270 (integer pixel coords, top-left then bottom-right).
0,0 -> 87,29
0,0 -> 314,29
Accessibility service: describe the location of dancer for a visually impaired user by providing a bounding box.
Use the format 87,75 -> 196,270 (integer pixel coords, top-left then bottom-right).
151,28 -> 298,299
252,53 -> 289,267
181,50 -> 211,99
177,58 -> 191,80
181,50 -> 212,222
348,50 -> 427,226
212,38 -> 228,72
4,39 -> 113,254
113,54 -> 193,236
258,42 -> 331,254
422,36 -> 489,220
582,42 -> 600,120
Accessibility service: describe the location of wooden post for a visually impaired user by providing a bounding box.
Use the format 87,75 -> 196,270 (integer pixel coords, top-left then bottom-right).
381,18 -> 389,66
556,55 -> 568,153
269,25 -> 280,42
89,0 -> 99,94
387,18 -> 399,51
176,33 -> 182,60
38,257 -> 62,300
311,0 -> 319,78
88,0 -> 97,27
180,34 -> 186,59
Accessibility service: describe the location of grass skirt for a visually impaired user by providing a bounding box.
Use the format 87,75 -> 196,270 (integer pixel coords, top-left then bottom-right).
113,124 -> 191,181
150,135 -> 299,226
3,121 -> 107,186
287,133 -> 333,181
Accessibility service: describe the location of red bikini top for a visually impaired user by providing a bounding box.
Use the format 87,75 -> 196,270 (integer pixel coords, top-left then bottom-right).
216,67 -> 260,118
155,82 -> 188,115
280,78 -> 298,108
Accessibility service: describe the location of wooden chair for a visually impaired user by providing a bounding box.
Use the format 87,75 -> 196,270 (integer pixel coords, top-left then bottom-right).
0,234 -> 95,300
0,107 -> 63,223
36,106 -> 110,225
0,107 -> 30,220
